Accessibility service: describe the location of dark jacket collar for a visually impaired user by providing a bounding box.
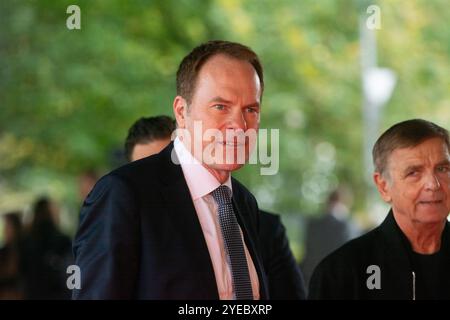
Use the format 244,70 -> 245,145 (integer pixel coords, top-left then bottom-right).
380,209 -> 450,255
378,209 -> 450,299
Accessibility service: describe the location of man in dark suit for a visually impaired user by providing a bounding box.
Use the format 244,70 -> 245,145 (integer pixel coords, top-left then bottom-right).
72,41 -> 268,299
309,119 -> 450,299
258,211 -> 306,299
123,116 -> 306,299
301,189 -> 358,289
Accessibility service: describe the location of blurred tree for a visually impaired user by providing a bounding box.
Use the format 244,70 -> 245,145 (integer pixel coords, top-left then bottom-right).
0,0 -> 449,236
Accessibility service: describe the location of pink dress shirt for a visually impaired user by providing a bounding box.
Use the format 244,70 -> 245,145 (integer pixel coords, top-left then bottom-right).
174,137 -> 260,300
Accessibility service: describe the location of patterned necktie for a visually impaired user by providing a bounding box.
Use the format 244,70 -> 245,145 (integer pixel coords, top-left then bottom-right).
211,185 -> 253,300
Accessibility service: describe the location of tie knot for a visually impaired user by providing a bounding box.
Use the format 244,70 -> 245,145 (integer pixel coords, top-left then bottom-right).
211,185 -> 232,205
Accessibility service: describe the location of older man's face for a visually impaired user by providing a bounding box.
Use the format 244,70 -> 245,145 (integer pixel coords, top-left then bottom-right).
174,54 -> 261,181
375,137 -> 450,225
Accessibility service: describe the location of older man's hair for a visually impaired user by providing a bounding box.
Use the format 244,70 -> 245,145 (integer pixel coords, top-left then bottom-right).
176,40 -> 264,106
124,116 -> 176,161
372,119 -> 450,175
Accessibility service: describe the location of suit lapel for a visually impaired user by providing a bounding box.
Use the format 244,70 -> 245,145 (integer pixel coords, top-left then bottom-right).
158,143 -> 219,298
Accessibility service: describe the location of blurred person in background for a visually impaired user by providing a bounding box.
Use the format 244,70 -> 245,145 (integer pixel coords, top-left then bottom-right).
78,169 -> 99,201
124,116 -> 175,162
124,116 -> 176,162
301,187 -> 359,289
0,212 -> 24,299
21,197 -> 72,299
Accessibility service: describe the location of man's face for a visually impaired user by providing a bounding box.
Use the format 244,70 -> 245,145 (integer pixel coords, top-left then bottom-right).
131,138 -> 171,161
174,54 -> 261,177
374,137 -> 450,225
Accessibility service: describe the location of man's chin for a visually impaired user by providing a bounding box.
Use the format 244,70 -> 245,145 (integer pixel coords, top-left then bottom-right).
415,208 -> 449,224
206,162 -> 245,173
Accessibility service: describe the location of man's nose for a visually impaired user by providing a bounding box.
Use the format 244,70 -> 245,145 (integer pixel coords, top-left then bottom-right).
226,109 -> 247,130
424,173 -> 441,191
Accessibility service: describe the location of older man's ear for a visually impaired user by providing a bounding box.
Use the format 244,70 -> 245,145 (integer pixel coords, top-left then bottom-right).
373,172 -> 392,203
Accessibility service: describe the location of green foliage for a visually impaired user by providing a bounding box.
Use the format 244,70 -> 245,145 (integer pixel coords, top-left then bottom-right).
1,0 -> 449,233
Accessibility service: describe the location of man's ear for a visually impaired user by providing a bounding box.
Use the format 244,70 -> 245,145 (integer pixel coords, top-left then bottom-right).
373,171 -> 392,203
173,96 -> 187,129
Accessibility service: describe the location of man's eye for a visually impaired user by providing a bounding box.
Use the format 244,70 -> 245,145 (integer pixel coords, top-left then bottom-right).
246,107 -> 258,114
437,166 -> 449,173
213,104 -> 225,110
406,171 -> 417,177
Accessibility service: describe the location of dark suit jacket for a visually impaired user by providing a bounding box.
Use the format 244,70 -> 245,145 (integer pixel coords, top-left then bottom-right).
308,210 -> 450,299
301,213 -> 353,287
72,142 -> 268,299
259,211 -> 306,299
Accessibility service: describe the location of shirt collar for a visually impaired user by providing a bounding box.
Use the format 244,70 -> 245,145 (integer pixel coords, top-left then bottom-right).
174,137 -> 232,200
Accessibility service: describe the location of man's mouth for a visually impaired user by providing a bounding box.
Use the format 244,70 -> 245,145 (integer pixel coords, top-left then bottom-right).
418,200 -> 443,205
218,141 -> 245,147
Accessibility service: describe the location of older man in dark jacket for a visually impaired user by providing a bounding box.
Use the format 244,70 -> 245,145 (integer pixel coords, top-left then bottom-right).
309,119 -> 450,299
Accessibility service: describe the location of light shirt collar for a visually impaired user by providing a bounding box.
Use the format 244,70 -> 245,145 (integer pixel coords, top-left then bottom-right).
174,137 -> 232,201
